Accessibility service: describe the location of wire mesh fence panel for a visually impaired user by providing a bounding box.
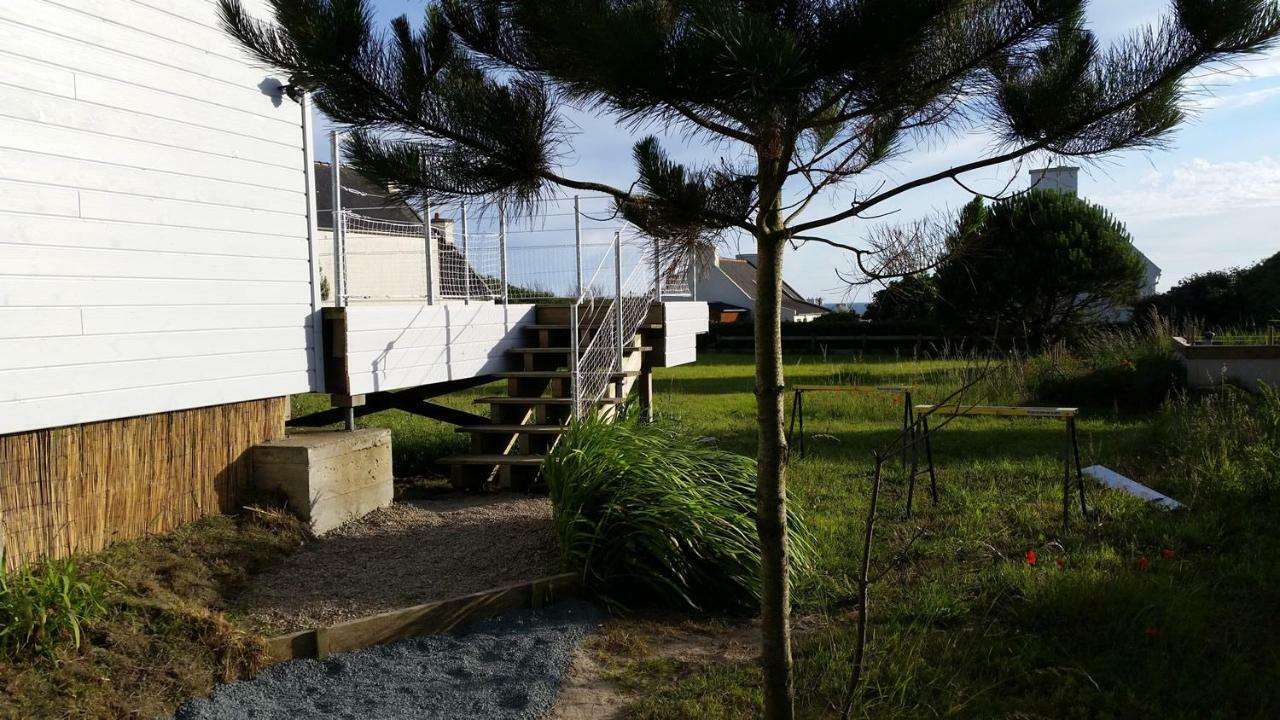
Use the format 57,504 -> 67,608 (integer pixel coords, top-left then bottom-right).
335,212 -> 433,301
331,194 -> 691,307
436,225 -> 501,301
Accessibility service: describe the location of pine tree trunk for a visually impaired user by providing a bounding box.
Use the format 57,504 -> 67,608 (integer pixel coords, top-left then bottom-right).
755,223 -> 794,720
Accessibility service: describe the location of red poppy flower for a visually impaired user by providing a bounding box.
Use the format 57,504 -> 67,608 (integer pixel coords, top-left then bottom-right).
1026,549 -> 1038,566
1144,627 -> 1159,638
1162,548 -> 1175,560
1056,558 -> 1065,568
1138,557 -> 1150,570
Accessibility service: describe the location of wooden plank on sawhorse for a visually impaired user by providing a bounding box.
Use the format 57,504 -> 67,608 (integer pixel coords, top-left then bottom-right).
912,404 -> 1089,530
787,385 -> 917,468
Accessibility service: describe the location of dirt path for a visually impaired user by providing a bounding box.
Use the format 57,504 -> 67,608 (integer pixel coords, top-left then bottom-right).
235,494 -> 558,633
548,616 -> 761,719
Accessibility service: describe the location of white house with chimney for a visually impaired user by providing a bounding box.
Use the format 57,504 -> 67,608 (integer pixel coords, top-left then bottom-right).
1031,166 -> 1162,301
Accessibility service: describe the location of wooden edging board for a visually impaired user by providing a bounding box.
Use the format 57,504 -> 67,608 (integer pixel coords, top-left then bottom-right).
264,572 -> 580,663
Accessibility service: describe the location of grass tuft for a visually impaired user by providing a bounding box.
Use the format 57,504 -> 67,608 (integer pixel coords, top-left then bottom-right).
544,416 -> 812,613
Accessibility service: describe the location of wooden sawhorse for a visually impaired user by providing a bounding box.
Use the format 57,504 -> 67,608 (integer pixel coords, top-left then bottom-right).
787,385 -> 916,467
912,404 -> 1090,530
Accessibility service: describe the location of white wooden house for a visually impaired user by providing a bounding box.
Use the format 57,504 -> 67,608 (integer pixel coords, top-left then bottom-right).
0,1 -> 706,565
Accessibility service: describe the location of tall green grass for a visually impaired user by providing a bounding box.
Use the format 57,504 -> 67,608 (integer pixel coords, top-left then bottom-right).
1149,385 -> 1280,505
544,417 -> 812,613
0,558 -> 106,660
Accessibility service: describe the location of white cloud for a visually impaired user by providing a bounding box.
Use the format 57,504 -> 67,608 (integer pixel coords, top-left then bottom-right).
1192,83 -> 1280,110
1104,156 -> 1280,220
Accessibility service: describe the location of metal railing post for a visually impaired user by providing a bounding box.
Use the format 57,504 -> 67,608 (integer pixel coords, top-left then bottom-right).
653,238 -> 663,302
423,193 -> 435,305
614,232 -> 624,371
574,196 -> 583,299
570,303 -> 581,419
330,131 -> 347,308
460,201 -> 470,304
499,200 -> 509,305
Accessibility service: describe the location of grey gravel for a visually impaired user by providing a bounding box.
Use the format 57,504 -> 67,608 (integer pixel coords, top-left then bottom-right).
174,601 -> 602,720
237,495 -> 559,633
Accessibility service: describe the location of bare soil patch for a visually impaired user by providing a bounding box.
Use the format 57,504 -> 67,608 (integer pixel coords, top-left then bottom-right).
235,494 -> 559,633
549,615 -> 762,720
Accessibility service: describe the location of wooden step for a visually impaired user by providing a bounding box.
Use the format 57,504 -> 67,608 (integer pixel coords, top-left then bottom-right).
507,346 -> 652,355
474,396 -> 625,406
495,370 -> 640,379
456,425 -> 566,435
437,454 -> 545,466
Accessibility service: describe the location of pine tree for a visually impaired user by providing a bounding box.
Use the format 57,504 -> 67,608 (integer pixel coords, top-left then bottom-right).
218,2 -> 1280,716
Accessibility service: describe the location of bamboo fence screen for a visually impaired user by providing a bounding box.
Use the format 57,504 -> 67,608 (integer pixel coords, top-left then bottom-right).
0,397 -> 288,569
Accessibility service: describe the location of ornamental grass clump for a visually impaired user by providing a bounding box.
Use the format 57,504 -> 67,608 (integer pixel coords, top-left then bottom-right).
544,417 -> 810,613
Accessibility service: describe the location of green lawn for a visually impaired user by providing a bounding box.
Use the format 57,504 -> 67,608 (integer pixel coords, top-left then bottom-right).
629,353 -> 1280,719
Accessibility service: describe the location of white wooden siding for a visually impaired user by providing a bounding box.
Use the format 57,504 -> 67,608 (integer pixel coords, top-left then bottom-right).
342,304 -> 536,396
0,0 -> 317,436
658,302 -> 709,367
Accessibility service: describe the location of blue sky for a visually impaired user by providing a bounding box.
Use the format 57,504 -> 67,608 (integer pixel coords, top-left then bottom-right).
316,1 -> 1280,301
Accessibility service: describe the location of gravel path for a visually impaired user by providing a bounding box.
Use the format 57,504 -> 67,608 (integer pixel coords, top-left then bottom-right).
174,601 -> 601,720
237,495 -> 559,633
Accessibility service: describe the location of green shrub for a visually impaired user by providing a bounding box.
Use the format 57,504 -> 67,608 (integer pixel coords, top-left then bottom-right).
544,417 -> 812,612
0,558 -> 107,660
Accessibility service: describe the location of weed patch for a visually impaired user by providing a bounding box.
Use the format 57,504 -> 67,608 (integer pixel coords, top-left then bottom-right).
0,509 -> 308,719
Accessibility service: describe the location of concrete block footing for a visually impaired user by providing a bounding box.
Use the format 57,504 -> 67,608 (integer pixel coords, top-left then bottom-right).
253,428 -> 393,535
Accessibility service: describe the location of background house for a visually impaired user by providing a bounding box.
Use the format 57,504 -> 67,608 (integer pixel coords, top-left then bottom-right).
1032,166 -> 1163,304
692,254 -> 830,323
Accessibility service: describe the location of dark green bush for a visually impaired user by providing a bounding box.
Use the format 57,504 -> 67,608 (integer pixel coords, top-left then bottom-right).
544,417 -> 811,613
0,558 -> 106,660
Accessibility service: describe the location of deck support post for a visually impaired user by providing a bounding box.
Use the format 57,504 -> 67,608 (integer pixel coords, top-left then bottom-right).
637,366 -> 654,423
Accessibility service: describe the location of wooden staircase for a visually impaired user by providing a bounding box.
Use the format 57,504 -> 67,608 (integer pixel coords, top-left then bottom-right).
438,304 -> 659,489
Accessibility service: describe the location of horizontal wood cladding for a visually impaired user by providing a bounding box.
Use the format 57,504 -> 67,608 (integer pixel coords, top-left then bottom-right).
0,396 -> 288,569
2,214 -> 310,259
1,1 -> 301,127
0,83 -> 302,169
340,304 -> 537,396
0,0 -> 318,435
0,372 -> 309,437
657,301 -> 709,368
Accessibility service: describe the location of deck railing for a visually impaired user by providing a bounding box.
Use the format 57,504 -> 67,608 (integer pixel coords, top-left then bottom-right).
327,163 -> 690,416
